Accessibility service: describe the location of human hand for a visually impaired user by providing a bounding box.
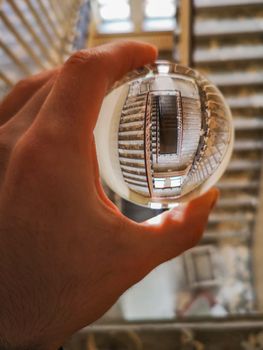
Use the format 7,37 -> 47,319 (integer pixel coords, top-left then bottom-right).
0,41 -> 218,349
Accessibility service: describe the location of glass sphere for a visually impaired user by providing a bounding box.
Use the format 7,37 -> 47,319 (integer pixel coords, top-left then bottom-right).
95,61 -> 234,209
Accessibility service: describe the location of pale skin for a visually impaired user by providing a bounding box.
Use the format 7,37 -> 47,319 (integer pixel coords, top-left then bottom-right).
0,41 -> 218,349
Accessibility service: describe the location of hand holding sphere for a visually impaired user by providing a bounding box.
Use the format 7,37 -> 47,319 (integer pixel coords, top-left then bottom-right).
95,61 -> 233,208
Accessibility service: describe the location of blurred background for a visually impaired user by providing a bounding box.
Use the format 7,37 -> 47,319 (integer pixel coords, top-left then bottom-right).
1,0 -> 263,348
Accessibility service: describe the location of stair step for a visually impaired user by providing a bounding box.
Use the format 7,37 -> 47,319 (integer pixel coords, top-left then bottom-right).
217,180 -> 259,190
194,18 -> 263,37
234,117 -> 263,130
194,0 -> 263,8
194,45 -> 263,64
227,159 -> 261,171
208,71 -> 263,87
209,212 -> 254,223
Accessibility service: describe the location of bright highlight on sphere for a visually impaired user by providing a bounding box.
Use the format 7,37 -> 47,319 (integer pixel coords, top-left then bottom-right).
95,61 -> 234,208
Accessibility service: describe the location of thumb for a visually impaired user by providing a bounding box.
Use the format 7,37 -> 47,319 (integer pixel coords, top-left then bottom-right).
138,188 -> 219,268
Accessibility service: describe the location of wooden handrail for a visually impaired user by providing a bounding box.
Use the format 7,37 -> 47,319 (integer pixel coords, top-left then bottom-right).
179,0 -> 193,66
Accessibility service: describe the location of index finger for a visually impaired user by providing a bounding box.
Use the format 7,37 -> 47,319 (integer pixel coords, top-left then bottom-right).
36,41 -> 158,142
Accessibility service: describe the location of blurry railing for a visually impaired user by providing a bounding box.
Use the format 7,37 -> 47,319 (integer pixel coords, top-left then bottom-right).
0,0 -> 90,98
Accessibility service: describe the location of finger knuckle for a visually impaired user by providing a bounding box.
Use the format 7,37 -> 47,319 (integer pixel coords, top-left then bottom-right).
13,77 -> 31,91
0,128 -> 12,155
0,143 -> 11,172
13,130 -> 57,172
0,129 -> 17,178
65,49 -> 108,71
66,50 -> 89,65
14,135 -> 39,166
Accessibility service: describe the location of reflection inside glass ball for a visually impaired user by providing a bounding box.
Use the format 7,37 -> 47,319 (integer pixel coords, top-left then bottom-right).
95,61 -> 234,209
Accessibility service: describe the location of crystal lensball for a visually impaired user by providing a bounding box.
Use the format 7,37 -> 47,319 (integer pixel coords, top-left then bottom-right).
95,61 -> 234,209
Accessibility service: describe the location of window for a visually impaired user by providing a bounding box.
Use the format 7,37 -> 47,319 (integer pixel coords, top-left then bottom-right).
98,0 -> 130,21
144,0 -> 176,19
92,0 -> 176,34
94,0 -> 133,33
